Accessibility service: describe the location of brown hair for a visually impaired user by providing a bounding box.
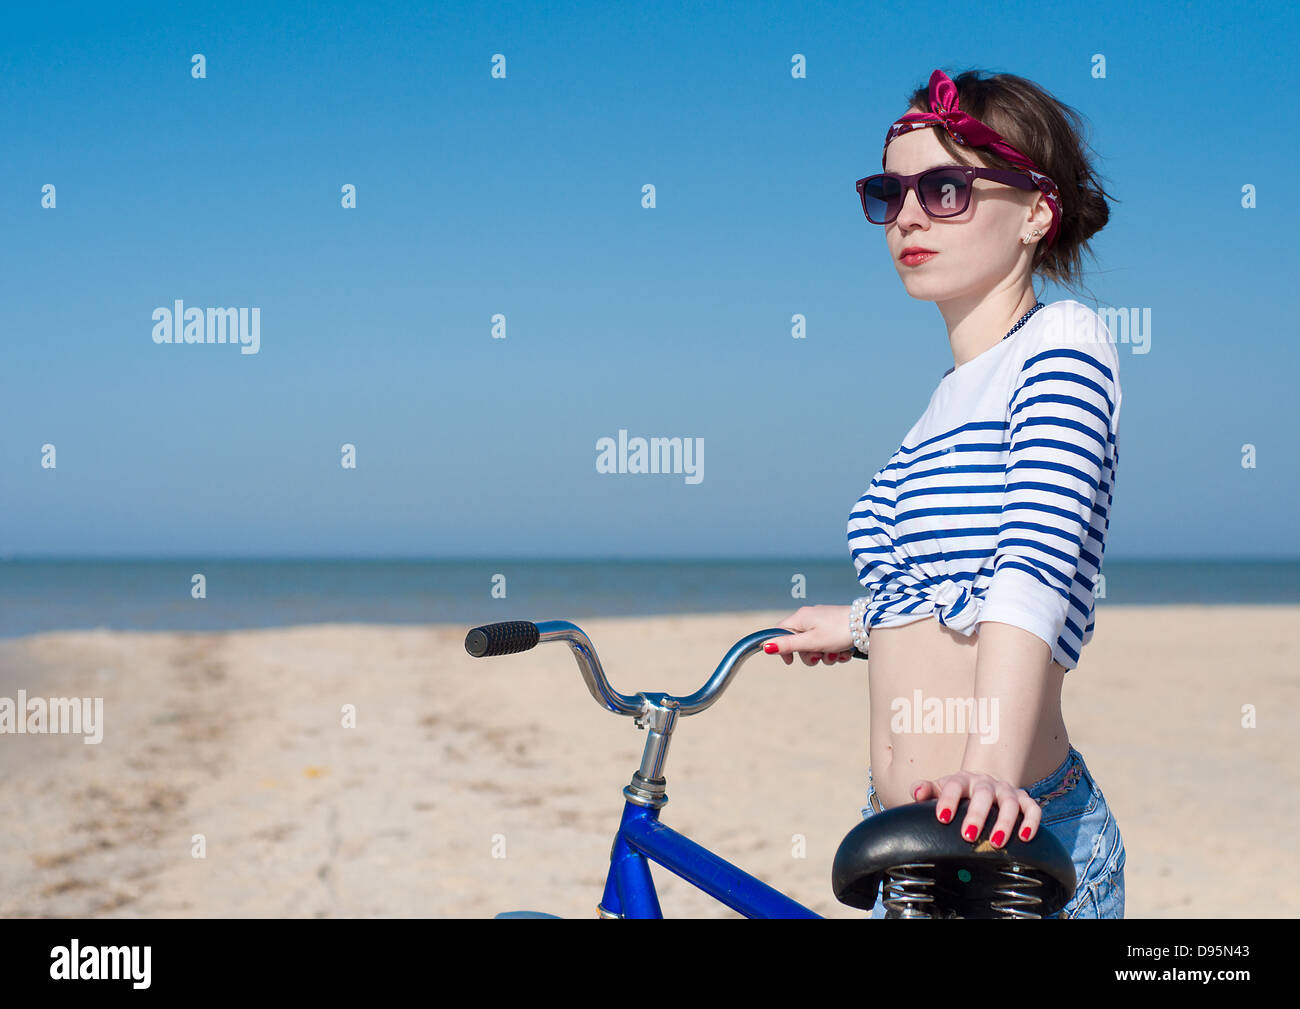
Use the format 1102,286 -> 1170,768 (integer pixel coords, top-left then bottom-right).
902,67 -> 1117,300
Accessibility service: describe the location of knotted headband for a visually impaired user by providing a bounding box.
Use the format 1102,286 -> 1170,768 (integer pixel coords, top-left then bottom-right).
883,68 -> 1063,249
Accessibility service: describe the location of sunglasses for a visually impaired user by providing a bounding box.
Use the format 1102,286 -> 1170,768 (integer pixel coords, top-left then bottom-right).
855,165 -> 1045,225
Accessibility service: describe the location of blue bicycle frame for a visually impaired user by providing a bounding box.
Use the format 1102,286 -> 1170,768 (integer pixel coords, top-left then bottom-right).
599,796 -> 821,919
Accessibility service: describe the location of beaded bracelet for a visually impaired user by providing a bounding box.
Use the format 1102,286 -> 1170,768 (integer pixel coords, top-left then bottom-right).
850,596 -> 870,658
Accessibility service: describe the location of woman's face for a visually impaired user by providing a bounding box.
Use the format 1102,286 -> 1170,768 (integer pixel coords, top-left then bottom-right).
882,113 -> 1039,303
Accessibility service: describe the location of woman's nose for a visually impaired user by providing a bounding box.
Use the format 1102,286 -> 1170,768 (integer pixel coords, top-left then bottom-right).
894,184 -> 929,229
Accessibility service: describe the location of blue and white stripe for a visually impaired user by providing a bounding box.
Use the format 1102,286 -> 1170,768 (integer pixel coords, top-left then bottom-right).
847,300 -> 1121,671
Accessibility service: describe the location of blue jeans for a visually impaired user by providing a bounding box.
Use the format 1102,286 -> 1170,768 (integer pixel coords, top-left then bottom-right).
858,745 -> 1126,918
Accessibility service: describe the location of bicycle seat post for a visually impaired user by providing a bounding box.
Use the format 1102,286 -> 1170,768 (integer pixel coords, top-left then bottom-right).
622,693 -> 680,809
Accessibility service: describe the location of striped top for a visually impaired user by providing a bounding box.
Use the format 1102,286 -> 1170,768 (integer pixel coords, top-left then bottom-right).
846,299 -> 1122,671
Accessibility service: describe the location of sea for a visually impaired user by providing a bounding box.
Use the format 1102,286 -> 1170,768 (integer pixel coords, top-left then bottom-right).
1,558 -> 1297,638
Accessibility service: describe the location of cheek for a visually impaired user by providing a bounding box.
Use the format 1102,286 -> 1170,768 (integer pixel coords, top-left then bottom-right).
978,198 -> 1030,240
946,208 -> 1021,259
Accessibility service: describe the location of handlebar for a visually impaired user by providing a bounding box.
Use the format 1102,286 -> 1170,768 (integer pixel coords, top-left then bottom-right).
464,619 -> 798,717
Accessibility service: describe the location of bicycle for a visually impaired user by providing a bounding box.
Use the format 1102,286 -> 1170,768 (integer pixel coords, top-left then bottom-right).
464,619 -> 1077,918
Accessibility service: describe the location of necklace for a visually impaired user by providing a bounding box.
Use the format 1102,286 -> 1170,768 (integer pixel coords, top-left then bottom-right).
941,300 -> 1045,379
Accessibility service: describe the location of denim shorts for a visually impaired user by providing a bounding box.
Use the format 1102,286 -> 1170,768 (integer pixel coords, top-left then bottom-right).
857,745 -> 1126,919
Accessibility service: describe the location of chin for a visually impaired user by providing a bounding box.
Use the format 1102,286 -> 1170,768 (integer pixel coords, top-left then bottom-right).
897,272 -> 951,301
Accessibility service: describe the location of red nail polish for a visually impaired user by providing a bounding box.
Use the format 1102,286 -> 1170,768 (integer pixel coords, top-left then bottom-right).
763,643 -> 778,653
963,825 -> 977,841
1020,827 -> 1031,841
938,807 -> 951,823
991,830 -> 1005,847
912,786 -> 922,800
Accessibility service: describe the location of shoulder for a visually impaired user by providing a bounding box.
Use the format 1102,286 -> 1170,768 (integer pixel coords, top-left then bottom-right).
1016,299 -> 1121,384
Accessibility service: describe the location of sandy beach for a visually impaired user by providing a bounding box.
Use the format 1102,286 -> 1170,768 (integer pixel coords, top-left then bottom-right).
1,605 -> 1296,918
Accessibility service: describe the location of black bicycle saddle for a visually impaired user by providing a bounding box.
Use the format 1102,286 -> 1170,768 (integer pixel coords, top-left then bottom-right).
832,798 -> 1077,918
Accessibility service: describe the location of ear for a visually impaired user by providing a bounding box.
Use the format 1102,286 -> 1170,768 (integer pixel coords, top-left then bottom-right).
1027,190 -> 1056,242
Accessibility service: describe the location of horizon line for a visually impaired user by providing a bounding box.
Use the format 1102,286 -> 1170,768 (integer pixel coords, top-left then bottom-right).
3,554 -> 1298,565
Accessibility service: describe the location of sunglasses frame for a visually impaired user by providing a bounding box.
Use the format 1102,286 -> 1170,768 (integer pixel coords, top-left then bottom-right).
855,165 -> 1044,225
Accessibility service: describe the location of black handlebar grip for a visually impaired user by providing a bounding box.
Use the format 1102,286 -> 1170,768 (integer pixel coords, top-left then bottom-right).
465,621 -> 541,658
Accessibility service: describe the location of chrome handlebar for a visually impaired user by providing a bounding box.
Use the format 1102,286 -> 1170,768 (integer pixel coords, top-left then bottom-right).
464,619 -> 795,718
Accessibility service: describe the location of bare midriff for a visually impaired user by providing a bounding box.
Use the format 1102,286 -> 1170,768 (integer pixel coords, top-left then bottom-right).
868,617 -> 1071,809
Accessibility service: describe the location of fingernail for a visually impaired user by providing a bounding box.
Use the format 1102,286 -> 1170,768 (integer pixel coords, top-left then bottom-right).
938,807 -> 952,823
991,830 -> 1005,847
963,825 -> 977,841
1020,827 -> 1031,841
763,643 -> 778,653
912,786 -> 922,800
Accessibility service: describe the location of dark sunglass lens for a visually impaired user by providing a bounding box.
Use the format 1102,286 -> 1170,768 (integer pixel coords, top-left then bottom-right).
919,169 -> 970,216
862,176 -> 901,223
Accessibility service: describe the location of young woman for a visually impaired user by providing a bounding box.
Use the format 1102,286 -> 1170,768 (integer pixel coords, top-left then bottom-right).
763,68 -> 1126,918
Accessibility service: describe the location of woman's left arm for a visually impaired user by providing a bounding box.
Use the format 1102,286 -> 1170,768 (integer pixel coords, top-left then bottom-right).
910,306 -> 1123,846
909,620 -> 1055,846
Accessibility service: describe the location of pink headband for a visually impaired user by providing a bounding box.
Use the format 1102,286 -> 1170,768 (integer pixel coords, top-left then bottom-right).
883,68 -> 1063,249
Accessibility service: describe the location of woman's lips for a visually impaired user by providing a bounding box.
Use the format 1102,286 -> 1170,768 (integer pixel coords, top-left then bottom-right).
900,250 -> 937,266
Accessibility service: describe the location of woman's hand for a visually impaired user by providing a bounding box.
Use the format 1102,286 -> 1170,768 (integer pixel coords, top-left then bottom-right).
761,605 -> 856,666
910,771 -> 1042,847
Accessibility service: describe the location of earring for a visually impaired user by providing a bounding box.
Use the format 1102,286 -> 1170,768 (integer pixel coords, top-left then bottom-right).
1021,229 -> 1042,245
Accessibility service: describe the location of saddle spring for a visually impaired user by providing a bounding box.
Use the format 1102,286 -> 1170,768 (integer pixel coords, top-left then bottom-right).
881,863 -> 941,918
990,863 -> 1046,918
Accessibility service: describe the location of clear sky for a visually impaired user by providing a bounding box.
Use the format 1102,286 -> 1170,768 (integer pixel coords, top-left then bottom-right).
3,0 -> 1297,559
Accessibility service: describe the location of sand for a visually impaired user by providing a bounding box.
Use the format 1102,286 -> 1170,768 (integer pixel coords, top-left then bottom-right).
1,606 -> 1296,918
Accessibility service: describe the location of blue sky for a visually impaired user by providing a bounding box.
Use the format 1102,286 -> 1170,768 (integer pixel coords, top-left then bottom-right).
3,0 -> 1297,559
